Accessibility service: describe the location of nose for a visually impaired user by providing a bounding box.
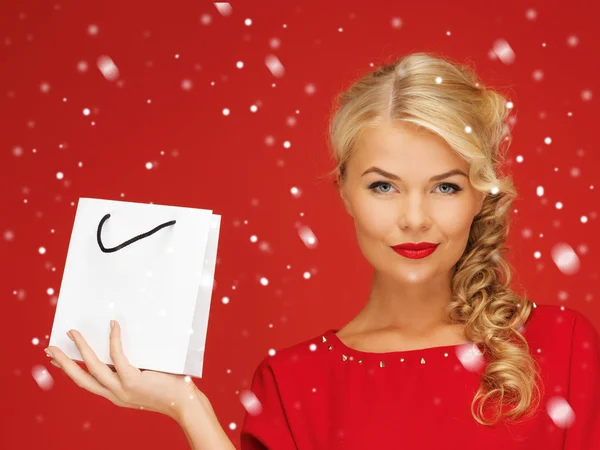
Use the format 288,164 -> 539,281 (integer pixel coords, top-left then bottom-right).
398,192 -> 431,231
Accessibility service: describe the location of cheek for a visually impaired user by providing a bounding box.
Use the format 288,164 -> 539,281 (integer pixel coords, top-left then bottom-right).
352,199 -> 397,236
433,205 -> 475,258
436,209 -> 474,237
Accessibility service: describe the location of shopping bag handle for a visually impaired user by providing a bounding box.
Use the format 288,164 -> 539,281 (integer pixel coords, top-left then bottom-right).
97,213 -> 176,253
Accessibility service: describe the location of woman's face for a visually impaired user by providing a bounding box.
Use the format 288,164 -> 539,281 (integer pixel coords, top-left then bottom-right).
338,122 -> 486,284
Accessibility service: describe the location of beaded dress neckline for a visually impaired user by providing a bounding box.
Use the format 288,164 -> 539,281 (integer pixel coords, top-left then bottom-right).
321,328 -> 475,367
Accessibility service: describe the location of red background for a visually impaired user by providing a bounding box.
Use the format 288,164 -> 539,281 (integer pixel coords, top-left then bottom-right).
1,0 -> 599,448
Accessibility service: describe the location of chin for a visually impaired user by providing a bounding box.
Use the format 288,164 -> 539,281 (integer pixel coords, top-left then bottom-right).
391,267 -> 432,284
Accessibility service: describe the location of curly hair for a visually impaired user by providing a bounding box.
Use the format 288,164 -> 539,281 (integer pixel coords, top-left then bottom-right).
322,51 -> 544,426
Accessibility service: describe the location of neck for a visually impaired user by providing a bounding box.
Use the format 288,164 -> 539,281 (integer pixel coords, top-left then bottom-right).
350,268 -> 457,338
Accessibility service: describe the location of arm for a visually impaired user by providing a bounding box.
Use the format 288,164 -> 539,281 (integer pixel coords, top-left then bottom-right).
239,357 -> 297,449
563,310 -> 600,449
176,387 -> 236,450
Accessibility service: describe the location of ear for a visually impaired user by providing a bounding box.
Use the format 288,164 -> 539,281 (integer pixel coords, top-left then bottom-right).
337,174 -> 353,217
475,190 -> 485,217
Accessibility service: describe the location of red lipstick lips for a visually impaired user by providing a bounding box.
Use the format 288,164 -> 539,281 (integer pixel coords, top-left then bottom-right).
391,242 -> 439,259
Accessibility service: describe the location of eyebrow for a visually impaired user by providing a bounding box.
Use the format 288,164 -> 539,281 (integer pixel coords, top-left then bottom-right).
361,167 -> 468,182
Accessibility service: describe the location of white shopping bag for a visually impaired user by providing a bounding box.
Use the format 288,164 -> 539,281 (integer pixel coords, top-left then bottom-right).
48,197 -> 221,378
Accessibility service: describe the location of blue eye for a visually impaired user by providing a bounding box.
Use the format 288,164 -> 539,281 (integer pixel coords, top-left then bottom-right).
367,181 -> 462,196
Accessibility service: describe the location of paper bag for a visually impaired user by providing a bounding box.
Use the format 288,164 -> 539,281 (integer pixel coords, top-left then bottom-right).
48,197 -> 221,378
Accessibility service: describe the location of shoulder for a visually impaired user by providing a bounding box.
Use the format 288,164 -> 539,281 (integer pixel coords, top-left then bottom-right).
525,302 -> 596,336
523,302 -> 599,362
250,330 -> 330,380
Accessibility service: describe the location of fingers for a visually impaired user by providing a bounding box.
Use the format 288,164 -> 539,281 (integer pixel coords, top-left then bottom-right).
47,346 -> 127,407
109,320 -> 140,382
64,329 -> 123,394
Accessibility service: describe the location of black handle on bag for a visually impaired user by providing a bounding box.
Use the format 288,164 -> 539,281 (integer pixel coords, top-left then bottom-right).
97,213 -> 176,253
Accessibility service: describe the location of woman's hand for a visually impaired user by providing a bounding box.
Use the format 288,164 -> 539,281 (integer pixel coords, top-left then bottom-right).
44,320 -> 207,422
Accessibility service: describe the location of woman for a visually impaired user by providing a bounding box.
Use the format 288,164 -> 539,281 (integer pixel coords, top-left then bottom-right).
44,52 -> 600,449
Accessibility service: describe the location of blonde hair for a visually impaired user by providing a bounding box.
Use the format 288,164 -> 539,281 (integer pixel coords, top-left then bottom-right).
324,51 -> 543,426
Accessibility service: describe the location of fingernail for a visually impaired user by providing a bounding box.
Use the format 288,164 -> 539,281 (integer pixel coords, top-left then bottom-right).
66,330 -> 74,341
45,348 -> 54,358
50,360 -> 61,368
110,320 -> 115,330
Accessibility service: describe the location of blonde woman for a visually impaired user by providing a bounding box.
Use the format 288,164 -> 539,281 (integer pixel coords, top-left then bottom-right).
46,52 -> 600,449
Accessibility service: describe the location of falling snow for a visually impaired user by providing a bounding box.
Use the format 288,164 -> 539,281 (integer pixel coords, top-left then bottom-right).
3,4 -> 598,448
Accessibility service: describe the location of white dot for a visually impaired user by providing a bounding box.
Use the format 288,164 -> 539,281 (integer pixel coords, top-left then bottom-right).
303,271 -> 311,279
268,348 -> 276,356
250,235 -> 258,243
236,61 -> 244,69
223,108 -> 230,116
464,126 -> 472,133
222,296 -> 230,305
536,186 -> 544,197
580,216 -> 588,223
283,141 -> 291,149
56,172 -> 64,180
32,337 -> 40,345
544,137 -> 552,145
244,18 -> 252,26
77,61 -> 88,72
533,69 -> 544,81
83,108 -> 91,116
534,251 -> 541,259
88,24 -> 99,35
259,277 -> 269,286
38,247 -> 46,254
228,422 -> 237,430
581,89 -> 593,101
145,162 -> 153,170
516,155 -> 524,163
435,76 -> 442,84
181,79 -> 192,91
250,104 -> 258,112
506,101 -> 514,109
567,35 -> 579,47
555,202 -> 563,210
47,288 -> 54,295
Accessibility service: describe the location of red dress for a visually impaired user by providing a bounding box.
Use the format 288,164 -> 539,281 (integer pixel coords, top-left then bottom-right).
239,304 -> 600,449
